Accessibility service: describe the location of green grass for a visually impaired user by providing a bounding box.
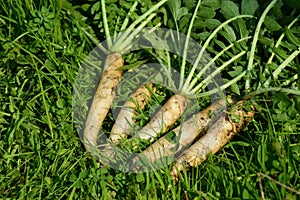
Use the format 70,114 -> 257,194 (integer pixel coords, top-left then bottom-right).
1,0 -> 299,199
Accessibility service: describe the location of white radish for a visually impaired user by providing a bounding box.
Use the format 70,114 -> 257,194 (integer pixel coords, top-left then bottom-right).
170,100 -> 255,183
110,83 -> 155,143
83,53 -> 124,150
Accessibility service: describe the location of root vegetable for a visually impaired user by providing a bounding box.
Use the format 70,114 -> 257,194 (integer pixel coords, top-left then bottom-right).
132,97 -> 233,167
83,53 -> 124,151
110,83 -> 155,144
134,93 -> 188,141
170,100 -> 255,183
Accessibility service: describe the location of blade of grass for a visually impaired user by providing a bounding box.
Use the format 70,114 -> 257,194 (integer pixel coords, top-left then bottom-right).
13,42 -> 55,138
32,58 -> 54,138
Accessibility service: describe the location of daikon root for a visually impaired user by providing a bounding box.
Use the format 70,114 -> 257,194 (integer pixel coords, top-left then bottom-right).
132,97 -> 233,167
110,82 -> 156,144
83,53 -> 124,151
170,100 -> 255,183
134,93 -> 187,141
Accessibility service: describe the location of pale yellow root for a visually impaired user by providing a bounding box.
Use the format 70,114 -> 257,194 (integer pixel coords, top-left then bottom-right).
83,53 -> 124,151
134,93 -> 187,141
110,83 -> 155,144
132,97 -> 233,165
170,100 -> 255,183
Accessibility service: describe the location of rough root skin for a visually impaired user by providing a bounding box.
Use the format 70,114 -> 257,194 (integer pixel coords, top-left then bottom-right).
135,93 -> 188,141
83,52 -> 124,151
170,100 -> 255,183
